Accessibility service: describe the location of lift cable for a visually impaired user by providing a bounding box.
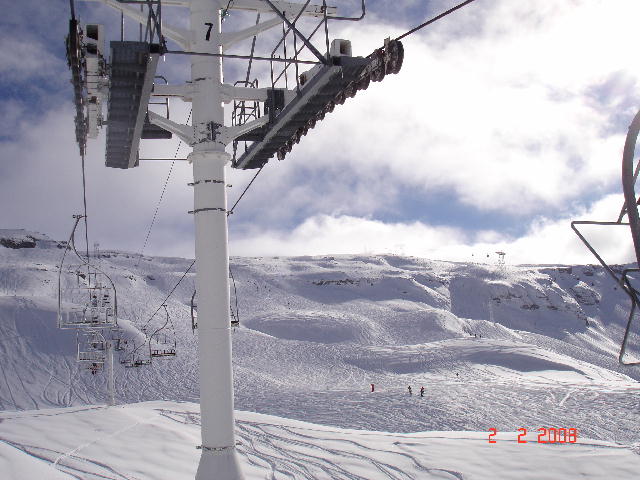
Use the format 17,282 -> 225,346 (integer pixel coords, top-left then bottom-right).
142,259 -> 195,332
67,0 -> 90,261
147,304 -> 176,357
136,109 -> 193,266
222,0 -> 235,20
69,0 -> 76,21
227,166 -> 264,216
128,258 -> 194,363
229,265 -> 239,325
80,153 -> 90,263
245,13 -> 260,83
395,0 -> 478,41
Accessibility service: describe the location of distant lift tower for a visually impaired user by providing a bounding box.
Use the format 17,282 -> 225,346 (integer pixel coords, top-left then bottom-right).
67,1 -> 403,478
496,251 -> 506,273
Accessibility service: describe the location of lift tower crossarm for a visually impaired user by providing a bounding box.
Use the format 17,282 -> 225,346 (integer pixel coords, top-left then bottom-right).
148,110 -> 194,144
225,116 -> 270,142
228,0 -> 336,17
152,84 -> 193,101
222,17 -> 282,49
83,0 -> 191,49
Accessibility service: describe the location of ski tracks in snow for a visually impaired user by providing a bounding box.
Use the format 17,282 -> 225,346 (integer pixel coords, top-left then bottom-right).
50,412 -> 154,479
0,438 -> 134,480
558,390 -> 573,407
236,420 -> 464,480
0,407 -> 154,479
155,408 -> 464,480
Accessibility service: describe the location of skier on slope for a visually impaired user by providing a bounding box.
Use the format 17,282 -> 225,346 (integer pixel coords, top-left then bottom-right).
420,386 -> 425,397
408,385 -> 412,395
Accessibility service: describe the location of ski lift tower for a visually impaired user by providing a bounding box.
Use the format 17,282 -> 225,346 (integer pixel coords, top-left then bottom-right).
69,1 -> 403,477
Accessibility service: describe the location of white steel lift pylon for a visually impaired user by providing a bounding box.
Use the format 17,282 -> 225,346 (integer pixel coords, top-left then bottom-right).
70,1 -> 404,477
188,3 -> 242,475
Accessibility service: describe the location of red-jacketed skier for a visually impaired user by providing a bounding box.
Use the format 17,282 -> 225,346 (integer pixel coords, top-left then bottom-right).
420,386 -> 425,397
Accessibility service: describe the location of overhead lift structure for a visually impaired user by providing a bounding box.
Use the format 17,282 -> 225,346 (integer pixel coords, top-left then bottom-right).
66,1 -> 403,478
105,42 -> 164,168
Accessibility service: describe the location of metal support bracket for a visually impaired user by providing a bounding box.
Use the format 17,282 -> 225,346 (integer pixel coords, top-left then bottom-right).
220,84 -> 269,103
225,116 -> 270,142
222,17 -> 282,49
148,110 -> 194,144
152,83 -> 193,101
85,0 -> 191,48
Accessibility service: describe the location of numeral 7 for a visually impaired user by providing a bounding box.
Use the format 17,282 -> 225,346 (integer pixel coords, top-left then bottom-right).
204,22 -> 213,41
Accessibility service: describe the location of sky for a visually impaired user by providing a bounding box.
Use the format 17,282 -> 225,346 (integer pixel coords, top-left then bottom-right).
1,0 -> 640,266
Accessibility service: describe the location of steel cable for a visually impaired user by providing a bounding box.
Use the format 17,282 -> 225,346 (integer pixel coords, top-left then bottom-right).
395,0 -> 479,41
227,166 -> 264,216
136,109 -> 192,266
80,153 -> 90,262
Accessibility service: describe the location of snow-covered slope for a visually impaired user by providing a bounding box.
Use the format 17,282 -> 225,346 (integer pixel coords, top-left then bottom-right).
0,229 -> 639,478
2,401 -> 639,480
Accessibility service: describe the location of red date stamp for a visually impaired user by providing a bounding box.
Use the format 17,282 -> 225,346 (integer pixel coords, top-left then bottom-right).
488,427 -> 578,444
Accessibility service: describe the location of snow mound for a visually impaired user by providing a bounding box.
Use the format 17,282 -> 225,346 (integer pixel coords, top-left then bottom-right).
244,312 -> 361,343
345,338 -> 628,384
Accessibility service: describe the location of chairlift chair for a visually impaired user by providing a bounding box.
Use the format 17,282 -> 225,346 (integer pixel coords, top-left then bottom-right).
58,216 -> 119,330
77,331 -> 107,364
60,273 -> 118,329
122,356 -> 152,368
58,234 -> 118,329
150,347 -> 176,357
112,336 -> 124,351
120,341 -> 151,368
88,362 -> 103,374
191,277 -> 239,330
149,305 -> 177,357
190,290 -> 198,333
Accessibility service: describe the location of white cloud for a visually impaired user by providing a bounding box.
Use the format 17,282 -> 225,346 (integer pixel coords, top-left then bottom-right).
0,106 -> 195,258
0,35 -> 65,83
281,0 -> 640,216
231,193 -> 636,266
3,0 -> 640,268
